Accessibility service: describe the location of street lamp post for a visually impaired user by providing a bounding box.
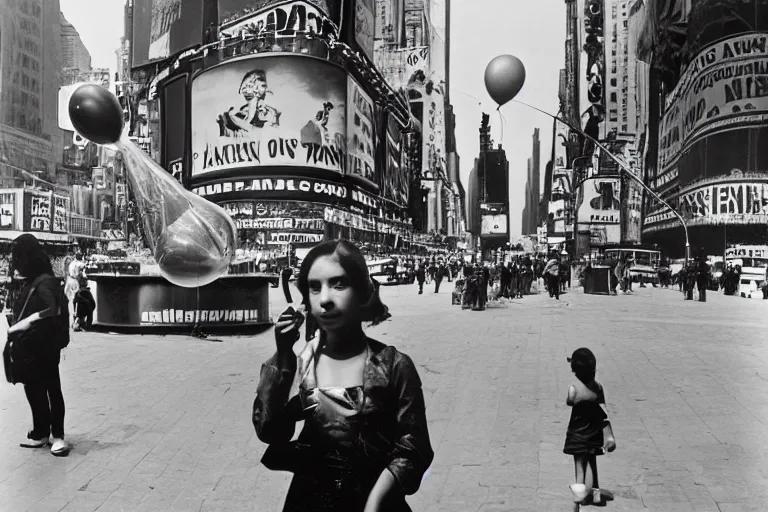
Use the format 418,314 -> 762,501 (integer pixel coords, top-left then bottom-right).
509,98 -> 691,266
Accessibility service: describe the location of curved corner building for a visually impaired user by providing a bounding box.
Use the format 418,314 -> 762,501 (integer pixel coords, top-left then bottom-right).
639,0 -> 768,257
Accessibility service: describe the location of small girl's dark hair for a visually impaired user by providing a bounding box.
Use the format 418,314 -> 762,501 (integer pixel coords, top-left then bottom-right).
297,239 -> 391,326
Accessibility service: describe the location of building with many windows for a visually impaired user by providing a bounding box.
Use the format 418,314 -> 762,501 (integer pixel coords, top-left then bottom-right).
60,12 -> 91,72
0,0 -> 63,186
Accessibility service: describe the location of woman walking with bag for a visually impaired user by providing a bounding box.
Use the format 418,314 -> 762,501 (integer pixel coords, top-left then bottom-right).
5,234 -> 70,456
252,239 -> 433,512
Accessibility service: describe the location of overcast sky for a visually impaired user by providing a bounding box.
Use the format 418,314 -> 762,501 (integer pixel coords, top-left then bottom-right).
60,0 -> 565,237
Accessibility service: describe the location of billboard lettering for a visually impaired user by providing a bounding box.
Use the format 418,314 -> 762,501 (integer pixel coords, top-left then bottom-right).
231,217 -> 324,230
659,33 -> 768,173
220,1 -> 331,38
52,195 -> 70,234
679,181 -> 768,220
191,56 -> 347,177
194,177 -> 347,199
24,192 -> 51,232
268,232 -> 324,244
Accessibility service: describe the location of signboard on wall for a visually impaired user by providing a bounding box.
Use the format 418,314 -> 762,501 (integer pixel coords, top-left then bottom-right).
577,178 -> 621,225
422,84 -> 446,179
0,193 -> 15,229
346,77 -> 377,185
218,0 -> 342,27
481,215 -> 508,235
678,180 -> 768,225
191,56 -> 347,178
23,192 -> 52,232
658,33 -> 768,174
373,44 -> 429,91
52,195 -> 70,234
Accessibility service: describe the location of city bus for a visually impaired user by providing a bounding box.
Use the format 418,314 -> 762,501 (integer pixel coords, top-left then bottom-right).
725,245 -> 768,298
603,247 -> 662,286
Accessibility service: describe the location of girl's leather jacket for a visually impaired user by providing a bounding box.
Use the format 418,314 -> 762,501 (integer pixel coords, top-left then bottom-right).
252,337 -> 434,496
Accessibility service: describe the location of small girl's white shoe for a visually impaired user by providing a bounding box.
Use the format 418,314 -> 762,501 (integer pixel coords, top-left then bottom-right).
570,483 -> 590,503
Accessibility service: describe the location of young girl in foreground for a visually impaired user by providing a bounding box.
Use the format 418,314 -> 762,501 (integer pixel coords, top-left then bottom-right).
253,240 -> 434,512
563,348 -> 616,507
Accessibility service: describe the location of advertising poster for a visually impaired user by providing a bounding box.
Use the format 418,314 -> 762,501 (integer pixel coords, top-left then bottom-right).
383,113 -> 408,206
23,191 -> 52,233
577,178 -> 621,225
346,77 -> 377,185
132,0 -> 204,68
52,195 -> 70,234
422,85 -> 446,179
659,33 -> 768,174
551,167 -> 573,197
219,0 -> 342,26
354,0 -> 376,61
678,180 -> 768,225
481,215 -> 508,236
191,56 -> 347,178
220,0 -> 337,39
0,193 -> 15,229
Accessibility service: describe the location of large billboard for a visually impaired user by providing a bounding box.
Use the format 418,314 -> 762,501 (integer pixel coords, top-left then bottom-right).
191,56 -> 348,179
346,77 -> 377,186
578,178 -> 621,225
481,215 -> 508,236
658,33 -> 768,183
132,0 -> 204,68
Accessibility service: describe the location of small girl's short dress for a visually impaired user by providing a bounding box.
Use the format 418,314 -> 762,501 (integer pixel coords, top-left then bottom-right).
563,382 -> 608,455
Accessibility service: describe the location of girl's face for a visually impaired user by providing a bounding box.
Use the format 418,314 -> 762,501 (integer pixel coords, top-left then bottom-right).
307,255 -> 363,332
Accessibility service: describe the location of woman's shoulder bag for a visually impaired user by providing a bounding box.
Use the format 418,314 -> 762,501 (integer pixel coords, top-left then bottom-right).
3,275 -> 47,384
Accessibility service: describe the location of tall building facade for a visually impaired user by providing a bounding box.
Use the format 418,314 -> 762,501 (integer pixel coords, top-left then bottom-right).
521,128 -> 541,235
604,0 -> 635,137
0,0 -> 63,187
60,12 -> 91,71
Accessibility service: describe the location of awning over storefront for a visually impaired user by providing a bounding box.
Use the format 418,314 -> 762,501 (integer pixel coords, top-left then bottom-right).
0,230 -> 72,243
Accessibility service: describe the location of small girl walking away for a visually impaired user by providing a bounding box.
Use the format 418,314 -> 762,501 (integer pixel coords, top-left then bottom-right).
563,348 -> 616,509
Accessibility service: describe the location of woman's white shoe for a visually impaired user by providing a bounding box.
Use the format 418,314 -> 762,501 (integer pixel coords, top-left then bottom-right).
570,483 -> 590,503
20,435 -> 49,448
50,438 -> 70,456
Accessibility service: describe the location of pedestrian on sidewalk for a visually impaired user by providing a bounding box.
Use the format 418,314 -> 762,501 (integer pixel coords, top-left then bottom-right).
416,261 -> 426,295
563,348 -> 616,507
253,239 -> 434,512
696,253 -> 710,302
72,277 -> 95,331
6,234 -> 71,457
544,252 -> 561,300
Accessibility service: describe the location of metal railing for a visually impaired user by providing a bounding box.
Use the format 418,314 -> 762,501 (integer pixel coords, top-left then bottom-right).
69,213 -> 101,238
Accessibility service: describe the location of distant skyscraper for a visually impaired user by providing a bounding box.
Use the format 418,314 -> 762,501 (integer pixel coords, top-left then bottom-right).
60,12 -> 91,72
0,0 -> 63,184
604,0 -> 636,136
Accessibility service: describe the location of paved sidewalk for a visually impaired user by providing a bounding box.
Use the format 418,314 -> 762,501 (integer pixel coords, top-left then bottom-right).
1,282 -> 767,511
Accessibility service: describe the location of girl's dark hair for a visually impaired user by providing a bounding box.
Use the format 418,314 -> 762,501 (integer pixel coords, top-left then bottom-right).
298,239 -> 390,326
10,234 -> 53,280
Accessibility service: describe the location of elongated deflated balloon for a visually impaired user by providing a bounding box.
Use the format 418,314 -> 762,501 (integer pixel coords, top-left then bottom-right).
484,55 -> 526,107
68,84 -> 238,288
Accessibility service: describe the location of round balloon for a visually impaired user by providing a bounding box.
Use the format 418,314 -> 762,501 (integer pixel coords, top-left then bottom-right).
484,55 -> 526,107
68,84 -> 124,145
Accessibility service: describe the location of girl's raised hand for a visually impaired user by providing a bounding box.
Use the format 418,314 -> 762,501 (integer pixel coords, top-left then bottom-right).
274,306 -> 305,356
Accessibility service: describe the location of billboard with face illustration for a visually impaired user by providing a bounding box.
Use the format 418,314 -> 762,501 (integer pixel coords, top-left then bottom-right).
190,55 -> 348,179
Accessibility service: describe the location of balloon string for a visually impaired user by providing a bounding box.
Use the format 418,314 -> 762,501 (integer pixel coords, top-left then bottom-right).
497,109 -> 505,144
